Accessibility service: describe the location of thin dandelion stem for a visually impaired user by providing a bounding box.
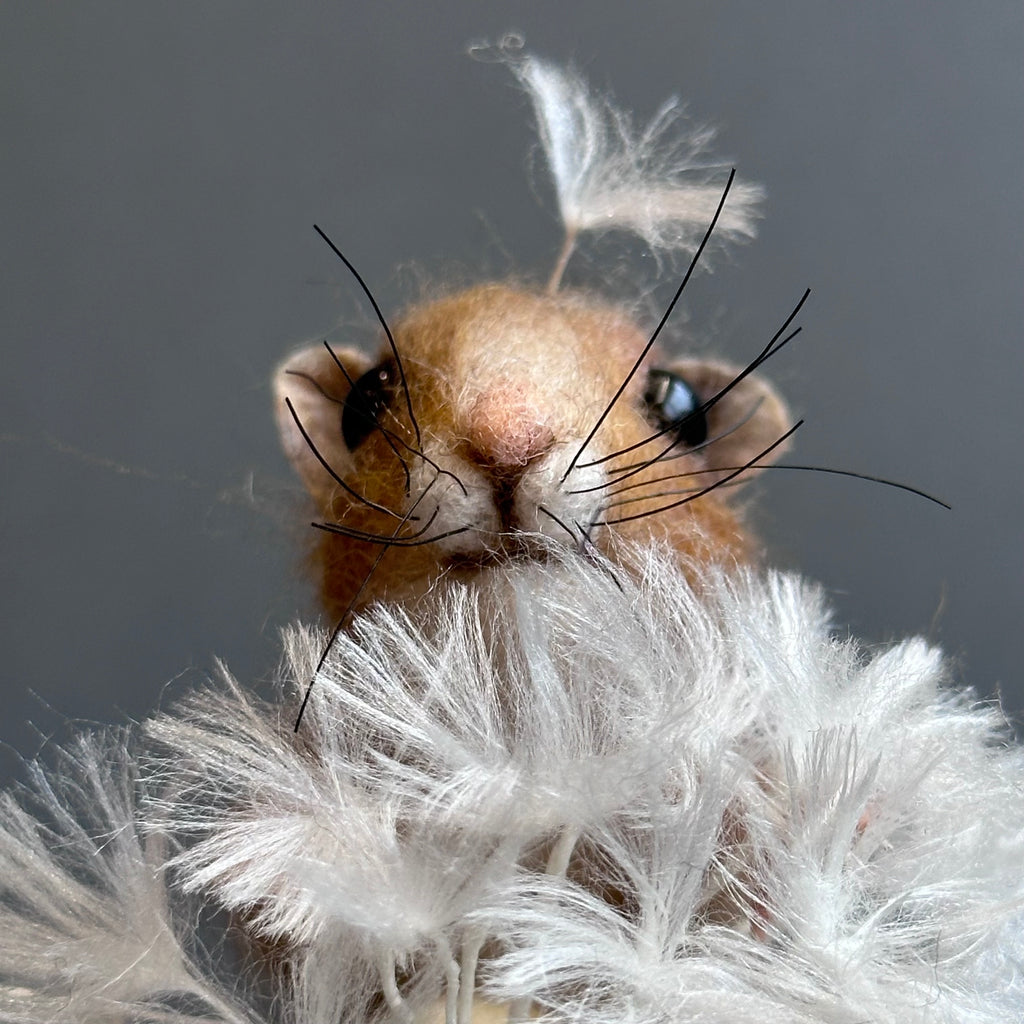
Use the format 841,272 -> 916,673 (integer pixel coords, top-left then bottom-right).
378,950 -> 414,1024
457,925 -> 487,1024
546,227 -> 578,294
546,824 -> 580,876
508,830 -> 580,1024
436,935 -> 460,1024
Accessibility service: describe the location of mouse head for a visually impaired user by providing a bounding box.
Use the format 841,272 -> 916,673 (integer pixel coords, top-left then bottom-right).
274,51 -> 793,619
276,284 -> 791,620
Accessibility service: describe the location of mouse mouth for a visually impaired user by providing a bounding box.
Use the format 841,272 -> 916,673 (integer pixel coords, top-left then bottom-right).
444,532 -> 567,572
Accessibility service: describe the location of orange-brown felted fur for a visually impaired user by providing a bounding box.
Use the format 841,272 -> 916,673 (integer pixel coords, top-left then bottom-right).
276,284 -> 791,621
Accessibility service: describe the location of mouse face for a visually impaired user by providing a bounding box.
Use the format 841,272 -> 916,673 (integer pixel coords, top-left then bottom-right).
276,283 -> 791,620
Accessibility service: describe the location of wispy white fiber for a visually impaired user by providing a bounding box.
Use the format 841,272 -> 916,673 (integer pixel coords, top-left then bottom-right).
504,48 -> 763,263
3,42 -> 1017,1022
140,545 -> 1024,1023
2,547 -> 1022,1021
0,733 -> 255,1024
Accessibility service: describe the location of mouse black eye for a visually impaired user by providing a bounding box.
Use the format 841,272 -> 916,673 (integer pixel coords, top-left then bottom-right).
342,361 -> 395,451
643,369 -> 708,448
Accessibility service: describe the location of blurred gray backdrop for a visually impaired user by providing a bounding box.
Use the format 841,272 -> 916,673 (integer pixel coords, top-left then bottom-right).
2,2 -> 1022,783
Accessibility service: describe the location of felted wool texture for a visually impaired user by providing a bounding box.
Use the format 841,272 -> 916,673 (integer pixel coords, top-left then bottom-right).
273,51 -> 784,623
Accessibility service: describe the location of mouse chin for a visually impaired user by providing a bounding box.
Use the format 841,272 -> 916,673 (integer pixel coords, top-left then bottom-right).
443,529 -> 589,572
430,480 -> 606,568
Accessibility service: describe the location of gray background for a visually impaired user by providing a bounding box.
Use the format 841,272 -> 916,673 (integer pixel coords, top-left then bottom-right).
2,2 -> 1021,783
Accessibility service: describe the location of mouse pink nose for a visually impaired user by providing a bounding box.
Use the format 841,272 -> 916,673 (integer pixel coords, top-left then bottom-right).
464,384 -> 555,472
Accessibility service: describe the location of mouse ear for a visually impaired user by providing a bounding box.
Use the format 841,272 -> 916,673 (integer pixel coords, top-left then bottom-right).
667,358 -> 792,491
273,344 -> 373,509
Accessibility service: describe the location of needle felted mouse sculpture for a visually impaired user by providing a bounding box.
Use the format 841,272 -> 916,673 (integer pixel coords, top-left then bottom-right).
1,45 -> 1021,1024
273,48 -> 789,622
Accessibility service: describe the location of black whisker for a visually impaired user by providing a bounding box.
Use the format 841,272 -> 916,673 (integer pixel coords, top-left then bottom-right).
537,507 -> 625,590
604,461 -> 950,511
606,473 -> 753,508
559,169 -> 737,484
285,366 -> 344,405
574,519 -> 597,554
286,364 -> 413,494
313,224 -> 422,449
564,399 -> 764,496
283,397 -> 412,521
737,463 -> 951,509
320,341 -> 467,498
603,483 -> 709,510
294,539 -> 391,732
294,475 -> 443,732
605,471 -> 717,503
379,425 -> 470,497
313,518 -> 472,548
312,347 -> 414,494
765,465 -> 951,508
600,421 -> 803,526
575,292 -> 808,473
538,504 -> 581,546
314,502 -> 440,542
573,515 -> 619,576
